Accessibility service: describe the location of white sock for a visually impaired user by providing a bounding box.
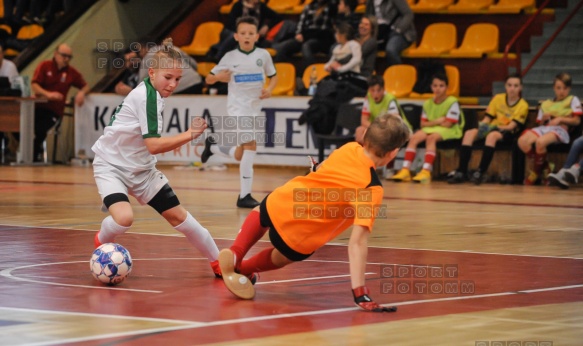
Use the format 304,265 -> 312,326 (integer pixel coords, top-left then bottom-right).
240,150 -> 255,198
99,216 -> 130,243
211,145 -> 236,158
174,212 -> 219,261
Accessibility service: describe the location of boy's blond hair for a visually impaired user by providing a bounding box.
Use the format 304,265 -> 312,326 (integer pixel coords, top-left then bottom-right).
364,113 -> 410,157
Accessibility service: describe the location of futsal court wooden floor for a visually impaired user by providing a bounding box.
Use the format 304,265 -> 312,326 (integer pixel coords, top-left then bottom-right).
0,164 -> 582,346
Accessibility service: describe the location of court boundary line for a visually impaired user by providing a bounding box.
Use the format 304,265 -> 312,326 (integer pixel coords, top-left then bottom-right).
8,282 -> 583,346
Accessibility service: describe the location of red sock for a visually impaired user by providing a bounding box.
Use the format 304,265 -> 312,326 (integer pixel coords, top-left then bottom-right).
238,247 -> 281,275
230,211 -> 269,267
534,152 -> 546,174
402,149 -> 416,169
423,150 -> 436,171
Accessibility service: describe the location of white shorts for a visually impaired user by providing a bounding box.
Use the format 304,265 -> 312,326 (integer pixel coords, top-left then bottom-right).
529,125 -> 570,144
93,156 -> 169,206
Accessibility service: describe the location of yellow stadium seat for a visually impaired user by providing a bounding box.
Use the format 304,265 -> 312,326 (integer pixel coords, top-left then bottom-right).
447,0 -> 493,13
268,62 -> 295,96
268,0 -> 301,12
302,63 -> 329,89
17,24 -> 44,40
0,24 -> 12,35
219,0 -> 237,14
383,64 -> 416,98
409,64 -> 460,98
3,24 -> 44,56
196,62 -> 216,78
266,48 -> 277,57
488,0 -> 535,13
181,22 -> 223,56
445,64 -> 459,96
449,23 -> 499,58
402,23 -> 456,57
410,0 -> 454,12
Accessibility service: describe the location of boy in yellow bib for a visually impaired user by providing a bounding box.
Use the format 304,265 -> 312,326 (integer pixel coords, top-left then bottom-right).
517,72 -> 582,185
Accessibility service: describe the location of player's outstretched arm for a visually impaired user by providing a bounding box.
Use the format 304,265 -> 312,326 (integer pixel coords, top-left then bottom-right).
349,225 -> 397,313
144,117 -> 207,155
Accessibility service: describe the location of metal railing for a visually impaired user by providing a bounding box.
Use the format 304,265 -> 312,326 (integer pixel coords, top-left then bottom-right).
503,0 -> 551,75
504,0 -> 583,76
522,0 -> 583,76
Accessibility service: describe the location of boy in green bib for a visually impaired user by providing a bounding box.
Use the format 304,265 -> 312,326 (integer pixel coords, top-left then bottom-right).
393,72 -> 464,183
355,75 -> 411,179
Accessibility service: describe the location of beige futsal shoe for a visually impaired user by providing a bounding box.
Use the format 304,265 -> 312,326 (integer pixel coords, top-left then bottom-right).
218,249 -> 255,299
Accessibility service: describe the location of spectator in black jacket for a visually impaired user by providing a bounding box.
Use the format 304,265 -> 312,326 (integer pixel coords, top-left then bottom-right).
365,0 -> 416,67
274,0 -> 337,76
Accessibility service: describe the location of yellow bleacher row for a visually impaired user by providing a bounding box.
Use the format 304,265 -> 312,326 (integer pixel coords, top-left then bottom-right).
181,20 -> 500,59
219,0 -> 536,15
0,24 -> 45,57
196,60 -> 460,99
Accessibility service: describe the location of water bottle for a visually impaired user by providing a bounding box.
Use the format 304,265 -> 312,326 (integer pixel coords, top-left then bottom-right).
307,66 -> 318,96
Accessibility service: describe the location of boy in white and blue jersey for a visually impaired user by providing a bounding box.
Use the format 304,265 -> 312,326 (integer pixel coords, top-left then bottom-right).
204,16 -> 278,208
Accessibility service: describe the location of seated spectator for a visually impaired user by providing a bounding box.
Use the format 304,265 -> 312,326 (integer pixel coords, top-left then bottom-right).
365,0 -> 416,67
448,73 -> 529,185
0,43 -> 18,86
275,0 -> 337,76
114,51 -> 141,96
0,43 -> 20,163
357,15 -> 378,78
324,22 -> 361,75
392,72 -> 464,184
212,0 -> 282,61
518,72 -> 582,185
139,38 -> 203,94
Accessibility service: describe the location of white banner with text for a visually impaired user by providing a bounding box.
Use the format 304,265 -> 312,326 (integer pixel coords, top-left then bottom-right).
75,94 -> 325,166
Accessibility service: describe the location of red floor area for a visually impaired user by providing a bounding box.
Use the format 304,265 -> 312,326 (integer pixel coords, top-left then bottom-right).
1,226 -> 582,345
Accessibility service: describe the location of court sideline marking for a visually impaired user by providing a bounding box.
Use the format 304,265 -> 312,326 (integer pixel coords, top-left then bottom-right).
8,282 -> 583,346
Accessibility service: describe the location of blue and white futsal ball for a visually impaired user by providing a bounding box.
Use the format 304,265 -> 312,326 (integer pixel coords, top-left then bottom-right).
90,243 -> 133,285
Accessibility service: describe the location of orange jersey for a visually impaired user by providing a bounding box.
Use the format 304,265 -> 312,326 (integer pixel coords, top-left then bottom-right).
266,142 -> 385,254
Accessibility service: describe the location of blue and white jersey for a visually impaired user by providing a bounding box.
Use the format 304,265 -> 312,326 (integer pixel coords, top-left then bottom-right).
211,47 -> 276,117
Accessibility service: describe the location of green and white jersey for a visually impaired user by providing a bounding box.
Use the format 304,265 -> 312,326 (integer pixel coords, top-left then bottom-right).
211,47 -> 276,118
92,78 -> 163,171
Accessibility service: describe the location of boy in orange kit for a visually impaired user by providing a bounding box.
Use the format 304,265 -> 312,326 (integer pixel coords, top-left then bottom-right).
218,114 -> 410,312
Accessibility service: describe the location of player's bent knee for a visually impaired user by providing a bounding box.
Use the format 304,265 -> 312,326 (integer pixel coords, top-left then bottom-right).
148,184 -> 180,215
113,213 -> 134,228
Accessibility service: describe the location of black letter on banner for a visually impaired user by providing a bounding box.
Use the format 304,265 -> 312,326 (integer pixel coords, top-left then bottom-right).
166,108 -> 182,133
94,106 -> 109,131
